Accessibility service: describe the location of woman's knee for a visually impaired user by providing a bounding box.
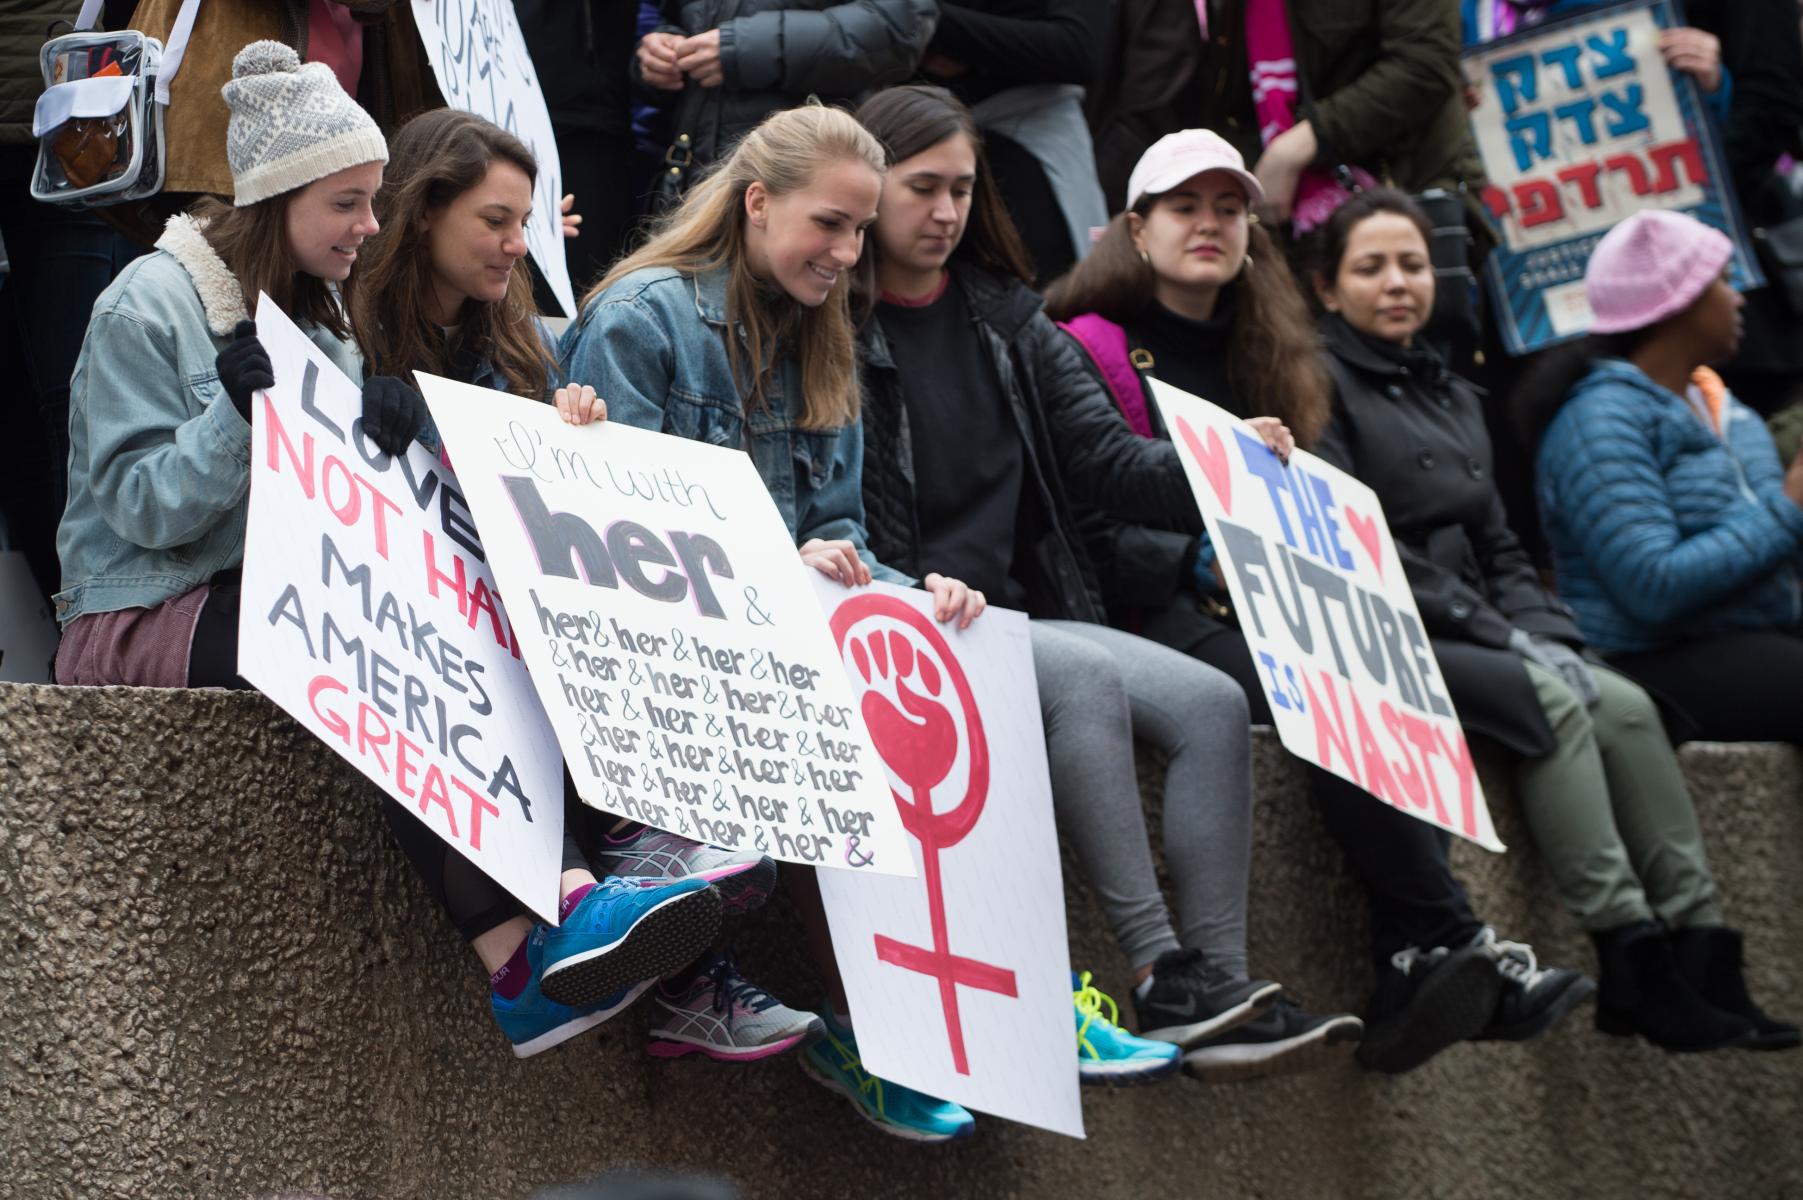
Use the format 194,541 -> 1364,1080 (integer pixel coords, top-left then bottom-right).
1529,663 -> 1594,744
1589,668 -> 1663,744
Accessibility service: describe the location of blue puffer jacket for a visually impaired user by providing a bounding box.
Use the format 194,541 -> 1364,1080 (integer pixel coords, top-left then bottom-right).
1536,358 -> 1803,653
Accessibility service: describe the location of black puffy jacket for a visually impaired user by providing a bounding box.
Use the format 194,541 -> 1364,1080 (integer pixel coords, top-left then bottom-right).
635,0 -> 937,186
857,263 -> 1201,621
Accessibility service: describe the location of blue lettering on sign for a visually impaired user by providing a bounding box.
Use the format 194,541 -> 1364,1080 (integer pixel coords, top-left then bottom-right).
1490,22 -> 1647,170
1234,430 -> 1356,571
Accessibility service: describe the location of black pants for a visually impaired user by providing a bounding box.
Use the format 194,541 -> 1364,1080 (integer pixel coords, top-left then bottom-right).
1185,610 -> 1483,969
1609,629 -> 1803,746
191,581 -> 588,942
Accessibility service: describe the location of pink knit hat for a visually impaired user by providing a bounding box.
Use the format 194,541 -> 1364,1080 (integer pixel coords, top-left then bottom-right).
1584,209 -> 1733,334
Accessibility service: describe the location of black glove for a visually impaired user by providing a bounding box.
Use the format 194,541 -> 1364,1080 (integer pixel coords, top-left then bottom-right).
361,375 -> 430,458
215,319 -> 273,422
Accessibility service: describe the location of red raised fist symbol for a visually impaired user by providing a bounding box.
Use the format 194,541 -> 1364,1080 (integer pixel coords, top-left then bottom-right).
834,597 -> 988,846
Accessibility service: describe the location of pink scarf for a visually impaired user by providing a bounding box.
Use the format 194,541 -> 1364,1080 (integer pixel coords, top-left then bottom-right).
1242,0 -> 1375,233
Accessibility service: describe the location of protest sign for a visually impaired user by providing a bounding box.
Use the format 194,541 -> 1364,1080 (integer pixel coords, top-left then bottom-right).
1149,380 -> 1504,851
1464,0 -> 1761,354
238,297 -> 567,922
814,580 -> 1081,1138
411,0 -> 576,318
417,374 -> 914,877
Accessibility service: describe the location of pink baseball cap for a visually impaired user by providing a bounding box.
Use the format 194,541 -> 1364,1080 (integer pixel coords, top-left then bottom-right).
1126,129 -> 1265,211
1584,209 -> 1733,334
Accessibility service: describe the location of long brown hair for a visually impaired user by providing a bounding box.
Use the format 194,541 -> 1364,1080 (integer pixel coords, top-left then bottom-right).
193,194 -> 350,339
348,109 -> 552,399
851,84 -> 1034,295
584,104 -> 884,430
1043,199 -> 1331,447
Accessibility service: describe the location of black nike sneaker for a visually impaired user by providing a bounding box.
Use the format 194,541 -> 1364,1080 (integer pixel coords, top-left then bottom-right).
1183,998 -> 1365,1082
1131,947 -> 1282,1049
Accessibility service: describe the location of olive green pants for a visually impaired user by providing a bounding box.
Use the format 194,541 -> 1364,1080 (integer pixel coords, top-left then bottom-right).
1513,662 -> 1724,933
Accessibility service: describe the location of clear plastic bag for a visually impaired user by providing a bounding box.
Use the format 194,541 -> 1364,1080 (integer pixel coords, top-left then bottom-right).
31,29 -> 167,208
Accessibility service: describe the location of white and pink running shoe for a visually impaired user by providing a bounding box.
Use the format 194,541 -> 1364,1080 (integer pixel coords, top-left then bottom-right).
647,952 -> 822,1062
595,826 -> 776,916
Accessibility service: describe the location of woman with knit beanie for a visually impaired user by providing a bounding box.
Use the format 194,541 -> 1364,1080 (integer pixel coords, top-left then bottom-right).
1520,209 -> 1803,752
54,44 -> 723,1061
55,39 -> 391,688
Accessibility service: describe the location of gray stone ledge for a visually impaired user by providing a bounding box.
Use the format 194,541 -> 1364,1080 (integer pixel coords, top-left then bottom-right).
1,682 -> 1798,1200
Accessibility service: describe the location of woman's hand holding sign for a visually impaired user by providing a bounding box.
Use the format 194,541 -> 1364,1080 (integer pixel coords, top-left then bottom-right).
554,384 -> 606,426
1245,415 -> 1294,465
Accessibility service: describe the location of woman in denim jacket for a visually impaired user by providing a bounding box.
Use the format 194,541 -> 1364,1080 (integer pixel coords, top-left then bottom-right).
559,104 -> 985,1143
55,43 -> 388,688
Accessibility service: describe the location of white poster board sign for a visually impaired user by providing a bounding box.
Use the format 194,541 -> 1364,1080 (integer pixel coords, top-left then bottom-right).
417,373 -> 914,876
239,297 -> 567,921
1149,380 -> 1503,851
815,580 -> 1082,1138
411,0 -> 577,317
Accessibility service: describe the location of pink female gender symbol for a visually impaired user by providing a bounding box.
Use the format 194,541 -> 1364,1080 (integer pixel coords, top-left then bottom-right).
831,595 -> 1017,1076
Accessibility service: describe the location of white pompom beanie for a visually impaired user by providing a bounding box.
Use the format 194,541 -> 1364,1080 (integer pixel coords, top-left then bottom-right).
221,41 -> 389,207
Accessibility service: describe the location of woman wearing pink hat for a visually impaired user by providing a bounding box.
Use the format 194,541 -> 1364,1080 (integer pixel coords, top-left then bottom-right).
1049,133 -> 1600,1073
1521,210 -> 1803,754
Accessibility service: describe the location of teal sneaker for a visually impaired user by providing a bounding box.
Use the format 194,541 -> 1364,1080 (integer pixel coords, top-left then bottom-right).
1074,971 -> 1181,1086
799,1016 -> 976,1143
492,924 -> 654,1058
539,876 -> 722,1008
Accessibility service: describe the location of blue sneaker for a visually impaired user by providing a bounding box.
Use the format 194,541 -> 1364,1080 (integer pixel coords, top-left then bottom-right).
492,924 -> 655,1058
538,877 -> 722,1008
799,1015 -> 976,1143
1074,971 -> 1181,1086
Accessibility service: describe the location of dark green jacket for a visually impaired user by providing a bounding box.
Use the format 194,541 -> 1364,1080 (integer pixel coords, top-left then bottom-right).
2,3 -> 67,147
1090,0 -> 1482,209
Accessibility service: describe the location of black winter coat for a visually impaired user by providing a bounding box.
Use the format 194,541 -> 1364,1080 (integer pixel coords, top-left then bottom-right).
857,264 -> 1202,622
1314,315 -> 1572,755
927,0 -> 1110,106
635,0 -> 937,188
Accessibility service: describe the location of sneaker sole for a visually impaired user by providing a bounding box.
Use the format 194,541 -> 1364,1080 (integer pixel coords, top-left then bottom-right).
1357,949 -> 1501,1074
539,887 -> 722,1008
1182,1015 -> 1365,1083
1078,1054 -> 1182,1087
648,1023 -> 818,1062
507,980 -> 654,1059
615,858 -> 777,918
798,1053 -> 974,1144
1140,981 -> 1284,1049
1477,975 -> 1597,1042
711,856 -> 777,917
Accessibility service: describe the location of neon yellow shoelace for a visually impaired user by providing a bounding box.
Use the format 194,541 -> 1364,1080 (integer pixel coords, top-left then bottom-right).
1073,970 -> 1122,1061
820,1027 -> 886,1117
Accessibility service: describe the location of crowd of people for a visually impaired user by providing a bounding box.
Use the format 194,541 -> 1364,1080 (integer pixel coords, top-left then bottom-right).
4,0 -> 1803,1148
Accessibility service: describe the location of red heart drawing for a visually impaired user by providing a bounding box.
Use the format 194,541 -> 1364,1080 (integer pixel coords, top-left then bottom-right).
1344,506 -> 1384,579
1175,416 -> 1232,516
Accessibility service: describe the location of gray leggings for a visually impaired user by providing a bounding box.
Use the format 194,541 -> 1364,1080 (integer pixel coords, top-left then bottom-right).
1031,620 -> 1254,977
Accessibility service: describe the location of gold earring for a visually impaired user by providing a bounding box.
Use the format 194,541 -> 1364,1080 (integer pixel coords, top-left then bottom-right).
1139,249 -> 1151,265
1241,254 -> 1254,274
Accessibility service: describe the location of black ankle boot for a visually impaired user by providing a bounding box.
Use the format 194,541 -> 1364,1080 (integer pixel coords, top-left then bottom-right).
1591,920 -> 1754,1052
1670,926 -> 1801,1052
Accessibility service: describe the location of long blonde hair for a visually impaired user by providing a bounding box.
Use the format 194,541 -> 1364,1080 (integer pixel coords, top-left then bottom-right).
585,104 -> 884,429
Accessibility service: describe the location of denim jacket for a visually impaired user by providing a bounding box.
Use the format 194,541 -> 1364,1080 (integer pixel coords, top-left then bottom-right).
55,213 -> 362,625
557,265 -> 908,583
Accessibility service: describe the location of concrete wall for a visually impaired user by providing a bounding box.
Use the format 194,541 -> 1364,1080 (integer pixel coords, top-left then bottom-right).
1,681 -> 1798,1200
